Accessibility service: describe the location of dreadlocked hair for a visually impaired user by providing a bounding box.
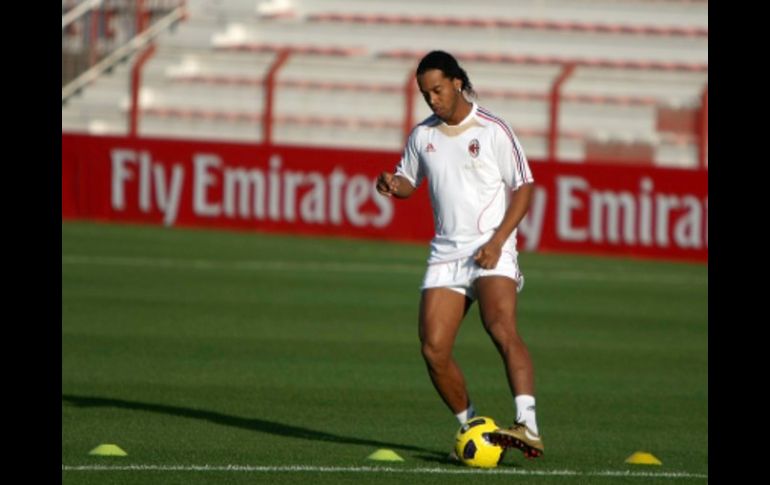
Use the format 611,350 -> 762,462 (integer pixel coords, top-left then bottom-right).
416,50 -> 476,98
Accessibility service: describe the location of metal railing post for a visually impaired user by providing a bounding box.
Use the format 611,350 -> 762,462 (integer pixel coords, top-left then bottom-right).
136,0 -> 146,34
89,7 -> 100,67
547,62 -> 576,161
63,5 -> 186,102
403,63 -> 418,145
129,44 -> 157,137
698,86 -> 708,169
263,49 -> 292,145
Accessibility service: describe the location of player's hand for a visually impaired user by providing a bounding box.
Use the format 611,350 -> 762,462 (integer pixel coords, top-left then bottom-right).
474,240 -> 503,269
376,172 -> 400,197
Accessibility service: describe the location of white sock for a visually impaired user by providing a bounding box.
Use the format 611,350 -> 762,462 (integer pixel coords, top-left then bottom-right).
515,394 -> 539,435
455,402 -> 476,424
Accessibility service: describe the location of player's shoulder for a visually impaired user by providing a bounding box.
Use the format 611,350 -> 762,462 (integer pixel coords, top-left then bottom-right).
418,114 -> 442,130
474,105 -> 516,142
474,106 -> 513,131
407,114 -> 442,140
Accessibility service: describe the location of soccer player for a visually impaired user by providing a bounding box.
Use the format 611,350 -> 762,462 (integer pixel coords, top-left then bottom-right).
376,51 -> 543,459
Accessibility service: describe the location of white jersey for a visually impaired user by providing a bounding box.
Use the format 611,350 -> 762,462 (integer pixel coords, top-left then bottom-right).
395,103 -> 534,263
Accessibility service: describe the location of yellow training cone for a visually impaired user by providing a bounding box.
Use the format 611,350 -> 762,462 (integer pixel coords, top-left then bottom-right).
366,449 -> 404,462
89,444 -> 128,456
625,451 -> 662,465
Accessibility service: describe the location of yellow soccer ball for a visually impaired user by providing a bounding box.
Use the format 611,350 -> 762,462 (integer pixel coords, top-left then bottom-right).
454,416 -> 505,468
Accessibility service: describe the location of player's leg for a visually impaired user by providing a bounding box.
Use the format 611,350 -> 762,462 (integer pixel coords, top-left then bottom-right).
476,276 -> 534,397
419,288 -> 474,419
475,275 -> 543,457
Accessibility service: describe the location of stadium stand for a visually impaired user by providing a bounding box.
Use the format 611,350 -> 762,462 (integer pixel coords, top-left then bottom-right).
62,0 -> 708,167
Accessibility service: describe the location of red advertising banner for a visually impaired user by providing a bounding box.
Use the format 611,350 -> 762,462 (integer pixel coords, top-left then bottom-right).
62,133 -> 707,263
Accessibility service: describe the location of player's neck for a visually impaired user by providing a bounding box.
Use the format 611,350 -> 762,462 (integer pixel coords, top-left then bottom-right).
444,99 -> 473,126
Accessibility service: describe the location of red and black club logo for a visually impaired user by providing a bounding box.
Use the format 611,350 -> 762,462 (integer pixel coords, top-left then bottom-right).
468,139 -> 480,158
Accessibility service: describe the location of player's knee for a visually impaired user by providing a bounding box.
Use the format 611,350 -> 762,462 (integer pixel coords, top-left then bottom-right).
421,340 -> 451,369
485,319 -> 521,353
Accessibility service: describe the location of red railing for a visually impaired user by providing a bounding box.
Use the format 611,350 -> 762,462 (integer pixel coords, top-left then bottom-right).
307,13 -> 708,39
62,0 -> 186,87
262,49 -> 292,145
548,63 -> 577,160
125,0 -> 184,136
402,59 -> 420,144
128,46 -> 708,169
699,86 -> 708,169
129,44 -> 157,138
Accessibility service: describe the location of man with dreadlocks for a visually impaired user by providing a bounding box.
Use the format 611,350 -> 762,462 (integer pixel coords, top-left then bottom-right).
376,50 -> 543,459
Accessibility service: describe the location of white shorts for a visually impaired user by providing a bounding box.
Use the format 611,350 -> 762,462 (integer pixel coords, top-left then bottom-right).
420,251 -> 524,300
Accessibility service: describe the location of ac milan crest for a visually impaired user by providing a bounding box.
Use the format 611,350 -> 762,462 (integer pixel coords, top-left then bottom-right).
468,139 -> 480,158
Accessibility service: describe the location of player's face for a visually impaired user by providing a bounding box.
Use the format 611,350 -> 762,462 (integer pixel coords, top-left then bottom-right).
417,69 -> 463,123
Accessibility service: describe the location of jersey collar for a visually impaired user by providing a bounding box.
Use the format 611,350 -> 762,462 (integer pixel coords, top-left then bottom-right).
443,101 -> 477,127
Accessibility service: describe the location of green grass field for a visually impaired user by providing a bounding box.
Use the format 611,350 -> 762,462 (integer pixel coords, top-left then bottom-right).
62,221 -> 707,484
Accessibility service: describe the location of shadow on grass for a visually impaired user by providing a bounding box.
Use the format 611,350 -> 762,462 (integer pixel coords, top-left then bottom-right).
62,393 -> 447,461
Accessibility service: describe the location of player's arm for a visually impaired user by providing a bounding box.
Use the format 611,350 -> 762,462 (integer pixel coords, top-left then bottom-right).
376,172 -> 417,199
474,182 -> 534,269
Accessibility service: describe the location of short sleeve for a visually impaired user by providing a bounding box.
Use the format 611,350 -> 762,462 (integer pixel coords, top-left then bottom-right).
394,128 -> 423,188
494,123 -> 534,190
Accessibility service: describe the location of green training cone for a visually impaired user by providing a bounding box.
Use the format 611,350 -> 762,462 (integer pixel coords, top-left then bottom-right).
88,444 -> 128,456
625,451 -> 662,465
366,449 -> 404,462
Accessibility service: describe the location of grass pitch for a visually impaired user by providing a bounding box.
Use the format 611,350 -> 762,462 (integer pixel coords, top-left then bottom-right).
62,221 -> 707,484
